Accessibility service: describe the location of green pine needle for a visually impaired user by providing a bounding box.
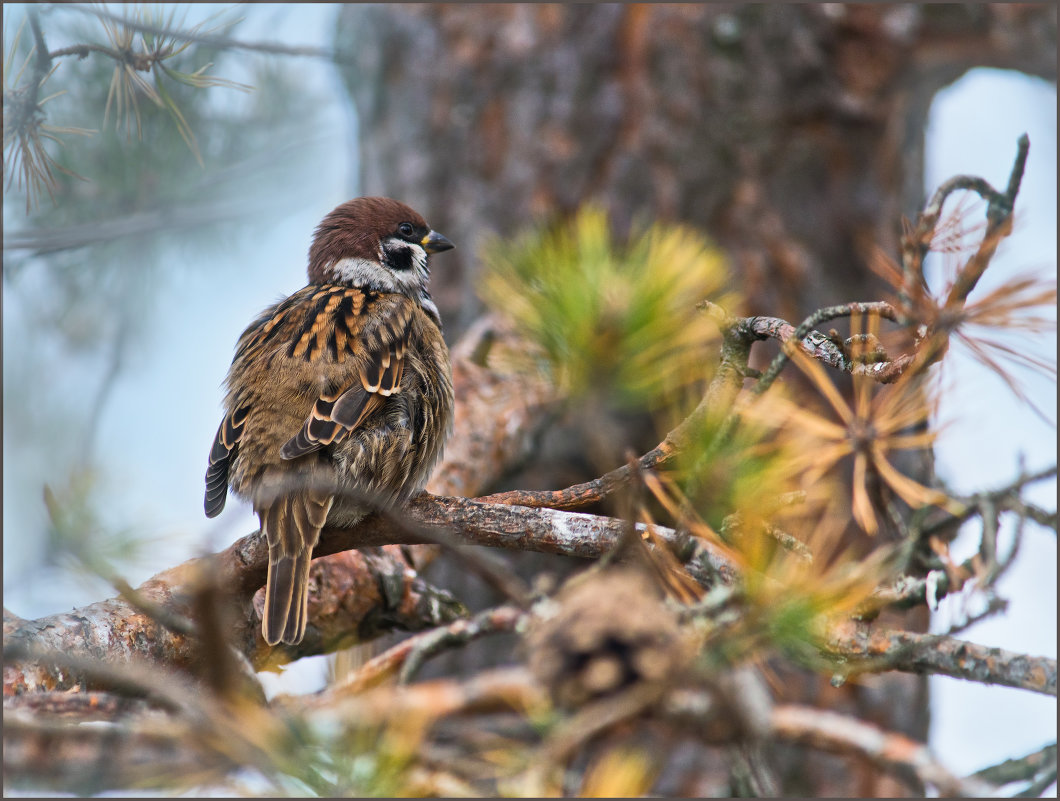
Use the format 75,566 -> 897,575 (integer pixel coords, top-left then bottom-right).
480,206 -> 736,415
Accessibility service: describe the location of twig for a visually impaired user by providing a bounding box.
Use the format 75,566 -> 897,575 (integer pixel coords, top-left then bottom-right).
903,135 -> 1029,301
475,443 -> 672,511
51,3 -> 351,64
827,621 -> 1057,697
943,135 -> 1029,306
335,606 -> 526,693
298,664 -> 545,721
377,506 -> 534,608
398,606 -> 527,684
751,302 -> 900,397
770,703 -> 997,797
937,594 -> 1008,638
719,511 -> 814,563
972,742 -> 1056,789
397,606 -> 525,685
477,300 -> 755,512
335,607 -> 527,695
923,464 -> 1058,537
1018,768 -> 1059,799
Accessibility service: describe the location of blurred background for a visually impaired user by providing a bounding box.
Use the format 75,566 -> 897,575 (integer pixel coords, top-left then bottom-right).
3,3 -> 1055,795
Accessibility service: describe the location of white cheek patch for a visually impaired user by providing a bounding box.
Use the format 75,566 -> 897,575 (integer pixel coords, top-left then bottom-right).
408,243 -> 428,275
326,242 -> 433,308
381,238 -> 430,292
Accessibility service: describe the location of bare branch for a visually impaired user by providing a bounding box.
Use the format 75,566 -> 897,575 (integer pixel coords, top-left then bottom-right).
337,606 -> 526,693
51,3 -> 351,64
972,742 -> 1057,791
297,664 -> 544,721
749,302 -> 903,396
2,538 -> 464,694
770,703 -> 997,797
923,464 -> 1058,537
828,620 -> 1057,697
477,306 -> 755,511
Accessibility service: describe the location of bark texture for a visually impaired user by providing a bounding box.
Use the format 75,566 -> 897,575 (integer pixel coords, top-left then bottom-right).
337,4 -> 1055,333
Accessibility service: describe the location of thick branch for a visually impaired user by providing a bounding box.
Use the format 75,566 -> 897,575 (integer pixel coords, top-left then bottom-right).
3,546 -> 461,694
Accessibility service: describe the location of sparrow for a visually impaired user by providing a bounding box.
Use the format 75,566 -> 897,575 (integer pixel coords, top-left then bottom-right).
204,197 -> 455,646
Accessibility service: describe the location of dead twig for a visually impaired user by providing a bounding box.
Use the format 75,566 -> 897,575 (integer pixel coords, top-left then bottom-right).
972,742 -> 1057,793
332,605 -> 527,693
770,703 -> 997,796
827,621 -> 1057,697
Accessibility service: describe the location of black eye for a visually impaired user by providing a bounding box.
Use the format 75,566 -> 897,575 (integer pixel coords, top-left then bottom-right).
398,222 -> 414,238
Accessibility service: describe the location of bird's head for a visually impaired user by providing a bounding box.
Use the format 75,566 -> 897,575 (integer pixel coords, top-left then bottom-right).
307,197 -> 454,305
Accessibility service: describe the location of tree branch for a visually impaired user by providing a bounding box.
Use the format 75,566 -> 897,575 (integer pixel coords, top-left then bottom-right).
335,605 -> 527,692
50,3 -> 351,64
972,742 -> 1057,791
770,704 -> 996,797
828,620 -> 1057,697
477,302 -> 755,511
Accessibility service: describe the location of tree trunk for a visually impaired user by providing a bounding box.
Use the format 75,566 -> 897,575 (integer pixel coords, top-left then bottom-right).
337,4 -> 1054,332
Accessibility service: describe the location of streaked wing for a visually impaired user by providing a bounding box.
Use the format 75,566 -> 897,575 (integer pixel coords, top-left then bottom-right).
204,406 -> 249,518
280,301 -> 411,460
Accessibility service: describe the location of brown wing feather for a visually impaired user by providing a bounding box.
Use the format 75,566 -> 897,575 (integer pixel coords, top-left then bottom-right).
280,302 -> 411,460
204,406 -> 249,518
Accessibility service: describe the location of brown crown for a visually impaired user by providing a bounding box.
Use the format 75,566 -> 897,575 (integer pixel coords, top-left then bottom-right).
307,197 -> 429,283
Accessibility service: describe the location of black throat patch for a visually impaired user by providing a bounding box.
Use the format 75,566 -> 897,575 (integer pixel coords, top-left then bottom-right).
383,241 -> 415,272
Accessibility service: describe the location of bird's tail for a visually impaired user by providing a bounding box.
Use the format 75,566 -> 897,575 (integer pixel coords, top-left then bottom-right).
259,489 -> 334,646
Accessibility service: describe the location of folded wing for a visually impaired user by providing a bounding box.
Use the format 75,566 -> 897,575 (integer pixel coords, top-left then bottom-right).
280,306 -> 409,460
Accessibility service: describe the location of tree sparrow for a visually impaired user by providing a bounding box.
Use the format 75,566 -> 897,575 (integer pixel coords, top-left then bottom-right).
205,197 -> 455,645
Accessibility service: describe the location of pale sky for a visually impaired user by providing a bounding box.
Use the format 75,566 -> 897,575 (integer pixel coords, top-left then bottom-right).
922,68 -> 1056,782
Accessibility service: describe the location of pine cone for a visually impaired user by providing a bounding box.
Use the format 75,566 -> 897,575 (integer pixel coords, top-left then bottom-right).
526,567 -> 695,708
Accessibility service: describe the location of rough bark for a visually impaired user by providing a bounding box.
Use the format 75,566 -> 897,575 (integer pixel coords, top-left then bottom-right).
337,4 -> 1055,333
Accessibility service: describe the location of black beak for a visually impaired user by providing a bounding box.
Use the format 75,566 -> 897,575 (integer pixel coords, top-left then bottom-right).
421,230 -> 455,254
